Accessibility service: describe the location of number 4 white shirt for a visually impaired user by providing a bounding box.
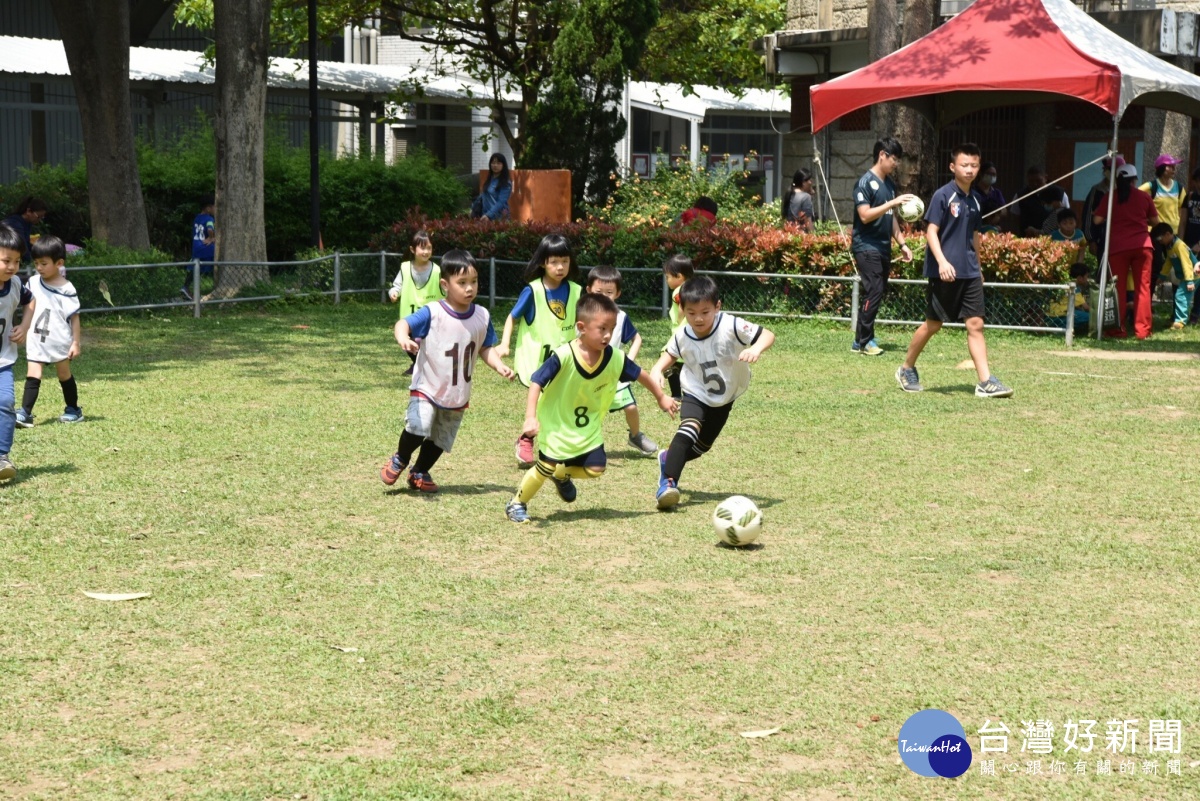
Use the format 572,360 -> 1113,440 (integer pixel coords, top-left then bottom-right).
26,276 -> 80,364
666,312 -> 762,406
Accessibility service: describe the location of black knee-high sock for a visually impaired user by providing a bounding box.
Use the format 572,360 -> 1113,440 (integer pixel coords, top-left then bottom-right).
412,441 -> 444,474
21,377 -> 41,413
665,432 -> 692,481
396,430 -> 425,464
60,376 -> 78,408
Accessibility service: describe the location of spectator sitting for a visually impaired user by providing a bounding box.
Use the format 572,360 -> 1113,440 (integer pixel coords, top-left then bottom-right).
679,196 -> 718,226
472,153 -> 512,220
1049,208 -> 1086,261
2,196 -> 47,261
1048,262 -> 1091,331
1038,186 -> 1067,235
975,161 -> 1006,232
1151,222 -> 1197,330
1018,166 -> 1048,236
781,170 -> 815,232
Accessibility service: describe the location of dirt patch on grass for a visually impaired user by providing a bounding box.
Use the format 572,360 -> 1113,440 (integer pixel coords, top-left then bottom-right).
1050,349 -> 1200,362
601,754 -> 748,789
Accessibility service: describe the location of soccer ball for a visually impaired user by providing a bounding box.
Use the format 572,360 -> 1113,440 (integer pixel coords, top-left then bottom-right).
898,197 -> 925,223
712,495 -> 763,546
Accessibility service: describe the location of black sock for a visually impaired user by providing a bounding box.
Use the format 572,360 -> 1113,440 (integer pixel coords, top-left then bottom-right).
60,376 -> 78,408
665,432 -> 692,481
21,377 -> 41,414
412,441 -> 444,474
397,430 -> 425,464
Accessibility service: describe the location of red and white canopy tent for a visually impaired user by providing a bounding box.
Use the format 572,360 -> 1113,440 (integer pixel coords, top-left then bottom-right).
808,0 -> 1200,339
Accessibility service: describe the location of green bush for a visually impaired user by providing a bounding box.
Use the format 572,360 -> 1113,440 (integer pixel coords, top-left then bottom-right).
66,240 -> 184,309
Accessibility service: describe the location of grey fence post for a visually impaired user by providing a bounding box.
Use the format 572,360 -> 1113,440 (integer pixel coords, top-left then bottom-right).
1064,283 -> 1075,347
379,252 -> 387,303
850,276 -> 860,335
662,276 -> 669,318
489,257 -> 496,308
192,258 -> 201,319
333,251 -> 342,305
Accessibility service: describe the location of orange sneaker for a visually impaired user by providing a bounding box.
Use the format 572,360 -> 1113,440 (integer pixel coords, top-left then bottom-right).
407,471 -> 439,493
380,454 -> 406,486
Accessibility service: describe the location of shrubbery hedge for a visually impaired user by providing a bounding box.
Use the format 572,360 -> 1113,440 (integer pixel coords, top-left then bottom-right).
65,240 -> 184,309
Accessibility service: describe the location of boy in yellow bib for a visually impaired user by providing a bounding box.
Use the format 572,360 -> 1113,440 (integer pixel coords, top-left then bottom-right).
505,293 -> 677,524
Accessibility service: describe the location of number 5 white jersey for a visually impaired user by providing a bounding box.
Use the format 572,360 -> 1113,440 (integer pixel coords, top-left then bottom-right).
26,276 -> 80,363
666,312 -> 762,406
411,301 -> 494,410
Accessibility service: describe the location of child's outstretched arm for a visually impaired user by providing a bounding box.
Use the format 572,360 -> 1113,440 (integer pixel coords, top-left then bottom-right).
481,346 -> 515,380
394,318 -> 418,354
648,350 -> 677,389
495,314 -> 515,359
522,382 -> 543,438
636,369 -> 678,418
738,327 -> 776,363
68,315 -> 81,359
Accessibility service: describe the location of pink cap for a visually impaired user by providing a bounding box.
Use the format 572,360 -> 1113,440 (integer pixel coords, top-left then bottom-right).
1155,154 -> 1182,169
1102,155 -> 1126,169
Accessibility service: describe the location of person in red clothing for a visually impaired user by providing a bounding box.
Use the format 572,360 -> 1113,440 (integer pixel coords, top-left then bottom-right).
1094,163 -> 1159,339
678,196 -> 718,226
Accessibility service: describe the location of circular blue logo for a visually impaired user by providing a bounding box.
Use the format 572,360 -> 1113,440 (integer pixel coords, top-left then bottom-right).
898,709 -> 972,778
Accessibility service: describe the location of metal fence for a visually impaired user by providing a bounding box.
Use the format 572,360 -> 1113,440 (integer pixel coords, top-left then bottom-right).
67,252 -> 1078,345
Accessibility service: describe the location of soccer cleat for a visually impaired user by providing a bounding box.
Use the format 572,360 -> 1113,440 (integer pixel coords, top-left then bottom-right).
407,471 -> 439,493
380,453 -> 406,486
505,500 -> 530,524
0,455 -> 15,481
850,341 -> 862,353
628,430 -> 658,456
551,476 -> 577,503
515,435 -> 536,468
656,449 -> 680,510
975,376 -> 1014,399
895,365 -> 923,393
862,339 -> 884,356
59,406 -> 84,424
14,409 -> 33,428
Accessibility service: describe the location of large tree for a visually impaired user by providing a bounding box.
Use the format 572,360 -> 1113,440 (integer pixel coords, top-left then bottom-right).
209,0 -> 272,297
47,0 -> 151,249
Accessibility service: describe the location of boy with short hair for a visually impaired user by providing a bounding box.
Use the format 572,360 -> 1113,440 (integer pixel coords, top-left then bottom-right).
896,142 -> 1013,398
0,223 -> 34,480
586,265 -> 658,456
649,275 -> 775,510
380,249 -> 515,492
1151,222 -> 1197,329
505,293 -> 677,524
660,254 -> 694,400
16,235 -> 82,427
185,196 -> 216,299
1049,208 -> 1086,262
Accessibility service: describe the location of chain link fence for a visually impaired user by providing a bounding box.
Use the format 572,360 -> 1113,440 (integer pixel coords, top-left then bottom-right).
69,252 -> 1077,344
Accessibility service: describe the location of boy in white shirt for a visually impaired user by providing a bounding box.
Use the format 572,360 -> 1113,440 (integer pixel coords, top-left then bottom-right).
16,235 -> 82,427
0,223 -> 34,479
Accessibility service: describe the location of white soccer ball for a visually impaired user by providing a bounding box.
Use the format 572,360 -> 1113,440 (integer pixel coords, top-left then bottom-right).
712,495 -> 763,547
898,197 -> 925,223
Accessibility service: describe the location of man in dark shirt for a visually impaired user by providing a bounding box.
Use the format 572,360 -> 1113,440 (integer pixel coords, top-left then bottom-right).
850,136 -> 916,356
895,142 -> 1013,398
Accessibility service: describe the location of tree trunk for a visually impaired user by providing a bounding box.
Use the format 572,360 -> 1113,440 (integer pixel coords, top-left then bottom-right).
867,0 -> 900,136
894,0 -> 936,200
211,0 -> 271,299
48,0 -> 151,250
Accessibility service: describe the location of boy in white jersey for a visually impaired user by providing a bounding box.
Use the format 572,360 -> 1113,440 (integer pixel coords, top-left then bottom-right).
585,265 -> 657,456
16,236 -> 82,427
380,250 -> 515,492
0,224 -> 34,480
649,275 -> 775,510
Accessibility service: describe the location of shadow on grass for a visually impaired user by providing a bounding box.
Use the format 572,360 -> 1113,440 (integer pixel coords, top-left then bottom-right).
924,385 -> 979,396
384,483 -> 513,497
716,541 -> 765,552
540,507 -> 659,523
12,462 -> 79,482
682,490 -> 785,509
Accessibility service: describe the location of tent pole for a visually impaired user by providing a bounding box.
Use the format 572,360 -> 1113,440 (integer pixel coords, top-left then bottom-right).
1095,117 -> 1119,341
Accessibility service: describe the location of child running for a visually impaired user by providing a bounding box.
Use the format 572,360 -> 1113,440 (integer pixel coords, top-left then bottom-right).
16,235 -> 82,427
504,293 -> 677,524
585,265 -> 658,457
387,229 -> 443,375
650,275 -> 775,510
380,249 -> 514,492
496,234 -> 583,468
0,223 -> 34,480
660,254 -> 694,401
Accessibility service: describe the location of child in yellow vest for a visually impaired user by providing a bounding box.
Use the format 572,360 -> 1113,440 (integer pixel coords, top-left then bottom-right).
660,254 -> 694,400
1153,222 -> 1198,328
504,293 -> 678,523
388,230 -> 444,374
496,234 -> 584,467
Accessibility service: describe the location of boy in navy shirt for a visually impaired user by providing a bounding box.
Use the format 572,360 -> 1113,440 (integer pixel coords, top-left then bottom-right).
895,143 -> 1013,398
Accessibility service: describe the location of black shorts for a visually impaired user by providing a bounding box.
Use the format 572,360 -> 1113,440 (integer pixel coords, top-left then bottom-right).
539,444 -> 607,470
926,276 -> 985,322
679,394 -> 733,449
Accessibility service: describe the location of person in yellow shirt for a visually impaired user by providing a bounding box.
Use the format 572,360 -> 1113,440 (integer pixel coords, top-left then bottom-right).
1141,154 -> 1186,299
1048,263 -> 1091,331
1152,222 -> 1197,329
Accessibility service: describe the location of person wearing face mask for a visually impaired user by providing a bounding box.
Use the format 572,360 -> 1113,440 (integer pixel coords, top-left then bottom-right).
975,162 -> 1005,233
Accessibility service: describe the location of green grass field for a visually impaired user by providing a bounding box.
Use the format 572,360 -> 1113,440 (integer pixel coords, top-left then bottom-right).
3,301 -> 1200,800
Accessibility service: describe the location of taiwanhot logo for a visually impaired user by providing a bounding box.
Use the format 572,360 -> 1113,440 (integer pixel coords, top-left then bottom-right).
897,709 -> 972,778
